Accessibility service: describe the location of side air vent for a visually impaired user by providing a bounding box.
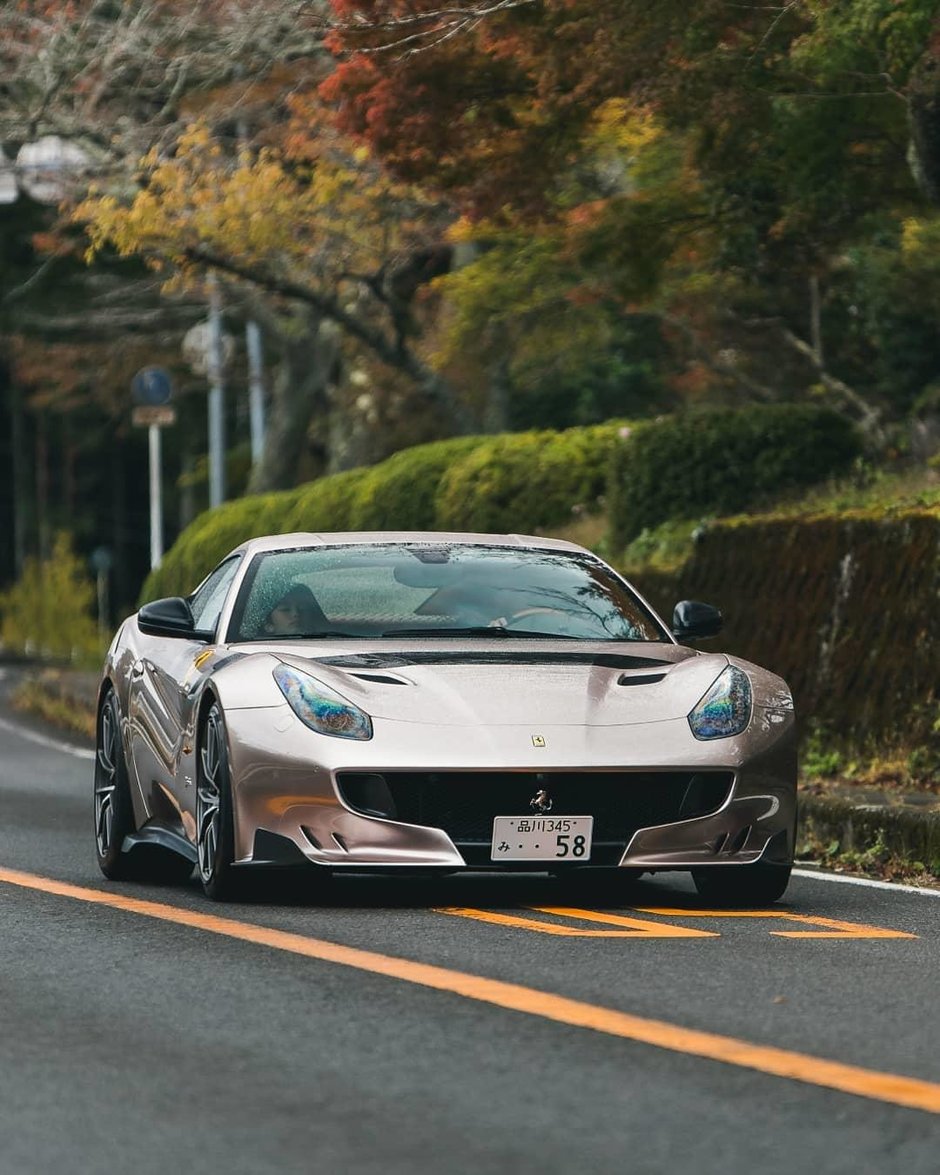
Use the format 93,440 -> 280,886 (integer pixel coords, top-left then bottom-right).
300,825 -> 323,850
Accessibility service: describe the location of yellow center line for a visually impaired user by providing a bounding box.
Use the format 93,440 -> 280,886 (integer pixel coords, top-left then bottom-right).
435,906 -> 716,937
634,908 -> 917,940
527,906 -> 717,937
1,864 -> 938,1116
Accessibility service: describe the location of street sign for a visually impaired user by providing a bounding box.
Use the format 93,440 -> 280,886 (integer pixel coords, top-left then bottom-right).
131,366 -> 174,406
132,405 -> 176,427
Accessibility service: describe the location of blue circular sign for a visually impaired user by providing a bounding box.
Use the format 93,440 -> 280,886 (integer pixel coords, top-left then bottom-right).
131,366 -> 173,406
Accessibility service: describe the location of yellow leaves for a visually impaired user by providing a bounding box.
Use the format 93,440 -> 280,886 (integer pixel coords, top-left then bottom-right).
73,119 -> 439,289
445,215 -> 478,244
587,99 -> 662,156
900,216 -> 940,260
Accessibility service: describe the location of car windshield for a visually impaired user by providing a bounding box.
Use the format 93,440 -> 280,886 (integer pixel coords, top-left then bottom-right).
227,543 -> 669,643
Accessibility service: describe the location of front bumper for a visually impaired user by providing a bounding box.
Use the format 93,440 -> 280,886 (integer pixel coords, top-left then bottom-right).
224,707 -> 797,872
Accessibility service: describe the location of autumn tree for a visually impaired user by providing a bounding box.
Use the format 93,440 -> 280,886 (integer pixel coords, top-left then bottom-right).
325,1 -> 940,435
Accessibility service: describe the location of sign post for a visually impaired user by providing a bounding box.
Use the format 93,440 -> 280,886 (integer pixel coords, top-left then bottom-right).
131,368 -> 175,571
89,546 -> 113,637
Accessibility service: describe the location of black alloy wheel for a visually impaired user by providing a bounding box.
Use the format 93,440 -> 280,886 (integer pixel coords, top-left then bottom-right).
197,702 -> 240,901
94,691 -> 138,879
691,861 -> 792,906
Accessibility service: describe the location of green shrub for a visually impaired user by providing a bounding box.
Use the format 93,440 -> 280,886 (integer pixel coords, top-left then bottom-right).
608,406 -> 862,548
282,467 -> 375,532
435,423 -> 622,533
349,436 -> 486,531
0,532 -> 103,664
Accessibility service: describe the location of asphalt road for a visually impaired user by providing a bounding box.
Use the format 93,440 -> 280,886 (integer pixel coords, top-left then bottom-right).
1,666 -> 938,1174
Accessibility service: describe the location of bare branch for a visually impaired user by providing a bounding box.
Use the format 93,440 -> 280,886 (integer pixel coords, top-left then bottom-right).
183,245 -> 475,430
778,327 -> 884,440
1,256 -> 59,307
658,313 -> 779,402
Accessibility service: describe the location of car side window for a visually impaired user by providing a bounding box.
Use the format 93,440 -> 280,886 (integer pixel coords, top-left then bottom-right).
189,558 -> 240,636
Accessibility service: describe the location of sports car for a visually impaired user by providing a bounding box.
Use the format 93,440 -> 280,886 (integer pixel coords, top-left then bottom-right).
95,532 -> 797,903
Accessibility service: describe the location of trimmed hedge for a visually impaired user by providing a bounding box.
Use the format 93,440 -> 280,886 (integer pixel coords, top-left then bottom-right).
435,424 -> 622,533
608,405 -> 862,548
348,436 -> 486,531
629,506 -> 940,752
282,468 -> 374,533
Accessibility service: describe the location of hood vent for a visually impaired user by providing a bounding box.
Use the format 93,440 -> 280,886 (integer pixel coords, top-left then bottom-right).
617,672 -> 667,686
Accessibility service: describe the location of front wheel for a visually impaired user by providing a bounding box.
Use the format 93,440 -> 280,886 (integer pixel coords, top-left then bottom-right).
94,691 -> 137,879
197,702 -> 240,901
691,861 -> 792,906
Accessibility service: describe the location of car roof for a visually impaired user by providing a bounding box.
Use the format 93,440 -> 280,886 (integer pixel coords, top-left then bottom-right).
228,531 -> 591,558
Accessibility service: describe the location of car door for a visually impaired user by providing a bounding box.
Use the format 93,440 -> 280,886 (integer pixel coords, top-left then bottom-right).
127,558 -> 241,828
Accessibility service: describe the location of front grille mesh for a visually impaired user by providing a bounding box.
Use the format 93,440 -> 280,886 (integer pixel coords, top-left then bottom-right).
337,771 -> 733,856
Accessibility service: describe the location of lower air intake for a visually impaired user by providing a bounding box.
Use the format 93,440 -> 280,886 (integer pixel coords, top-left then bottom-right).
337,770 -> 733,862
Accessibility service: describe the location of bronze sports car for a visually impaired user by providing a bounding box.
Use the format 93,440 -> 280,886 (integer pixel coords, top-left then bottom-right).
95,533 -> 797,902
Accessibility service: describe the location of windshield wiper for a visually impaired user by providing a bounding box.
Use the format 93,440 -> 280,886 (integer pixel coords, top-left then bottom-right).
256,631 -> 366,641
382,626 -> 582,639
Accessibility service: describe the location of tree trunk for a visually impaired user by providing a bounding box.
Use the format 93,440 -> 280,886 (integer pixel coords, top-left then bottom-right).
809,274 -> 824,368
483,351 -> 511,433
909,31 -> 940,206
246,308 -> 339,494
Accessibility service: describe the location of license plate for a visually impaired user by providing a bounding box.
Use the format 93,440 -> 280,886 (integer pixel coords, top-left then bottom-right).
490,815 -> 593,862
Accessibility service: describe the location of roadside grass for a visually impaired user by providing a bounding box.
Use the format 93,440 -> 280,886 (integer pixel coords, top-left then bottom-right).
800,722 -> 940,794
770,459 -> 940,518
13,673 -> 96,742
554,462 -> 940,576
796,824 -> 940,890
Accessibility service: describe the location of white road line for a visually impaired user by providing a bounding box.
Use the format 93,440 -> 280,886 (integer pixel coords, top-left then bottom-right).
0,714 -> 95,761
793,867 -> 940,898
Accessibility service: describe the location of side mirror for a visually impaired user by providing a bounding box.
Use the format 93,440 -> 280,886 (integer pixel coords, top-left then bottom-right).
672,599 -> 722,642
137,597 -> 211,641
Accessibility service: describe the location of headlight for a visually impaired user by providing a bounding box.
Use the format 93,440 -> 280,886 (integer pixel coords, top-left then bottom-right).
688,665 -> 752,740
273,664 -> 373,740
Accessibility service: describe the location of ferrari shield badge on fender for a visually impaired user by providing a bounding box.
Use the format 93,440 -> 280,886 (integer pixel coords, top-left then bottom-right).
531,734 -> 546,747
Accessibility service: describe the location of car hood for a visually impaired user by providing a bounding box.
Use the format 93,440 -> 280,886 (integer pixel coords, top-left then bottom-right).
272,644 -> 727,727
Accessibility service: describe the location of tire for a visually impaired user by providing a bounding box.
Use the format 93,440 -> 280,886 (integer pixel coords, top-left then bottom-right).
94,691 -> 138,880
691,861 -> 792,906
197,702 -> 241,901
95,692 -> 194,884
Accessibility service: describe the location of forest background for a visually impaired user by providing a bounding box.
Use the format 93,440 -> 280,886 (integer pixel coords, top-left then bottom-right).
2,0 -> 940,616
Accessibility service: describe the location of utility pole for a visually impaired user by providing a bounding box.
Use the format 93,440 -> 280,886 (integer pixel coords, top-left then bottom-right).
246,318 -> 266,466
148,423 -> 163,569
236,98 -> 267,471
207,272 -> 226,508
